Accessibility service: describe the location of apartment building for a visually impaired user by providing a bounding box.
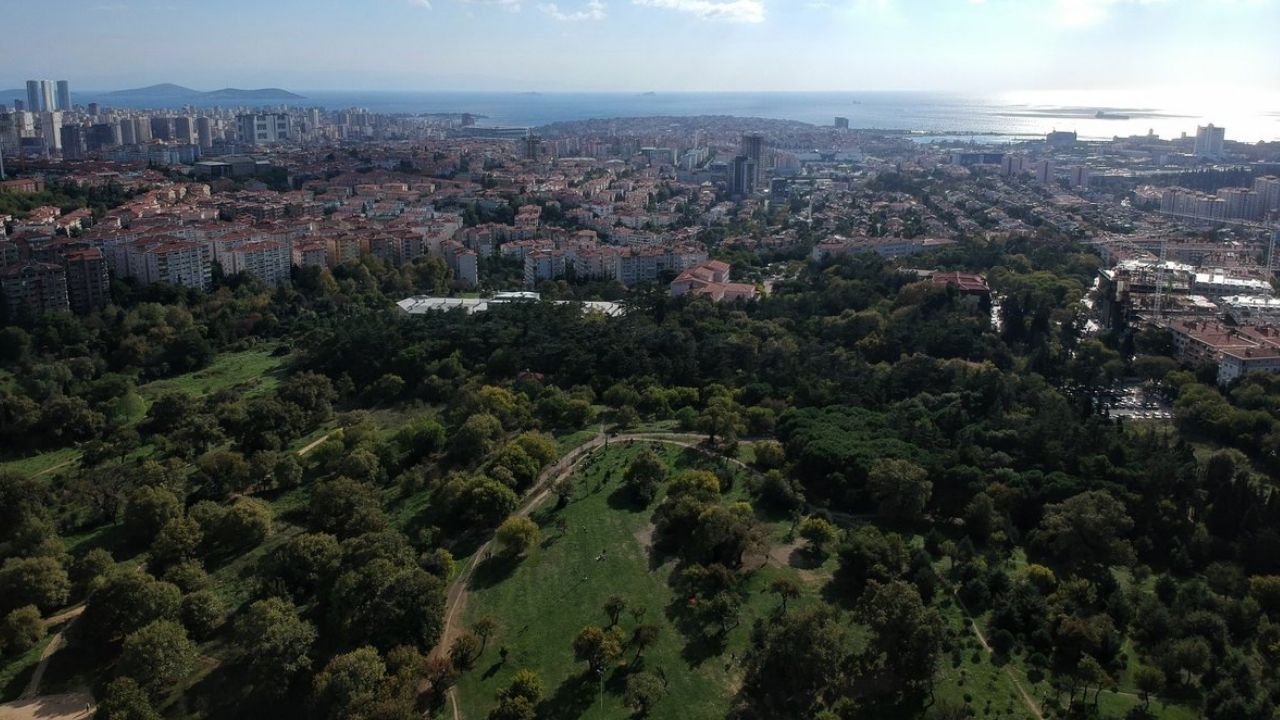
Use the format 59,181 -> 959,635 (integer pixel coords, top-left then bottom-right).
63,248 -> 111,314
0,261 -> 70,317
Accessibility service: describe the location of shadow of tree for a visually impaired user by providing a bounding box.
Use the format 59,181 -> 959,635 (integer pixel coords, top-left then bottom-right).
469,554 -> 521,590
541,669 -> 597,720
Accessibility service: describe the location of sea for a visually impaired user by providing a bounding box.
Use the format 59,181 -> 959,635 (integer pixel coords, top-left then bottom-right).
72,90 -> 1280,144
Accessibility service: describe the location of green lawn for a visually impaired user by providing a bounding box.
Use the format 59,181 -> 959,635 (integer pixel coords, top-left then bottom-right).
0,446 -> 81,477
453,441 -> 807,720
137,344 -> 286,406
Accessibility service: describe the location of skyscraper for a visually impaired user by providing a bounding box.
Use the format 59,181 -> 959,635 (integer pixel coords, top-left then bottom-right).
39,81 -> 55,115
1194,124 -> 1225,159
25,81 -> 41,112
196,117 -> 213,149
740,133 -> 764,193
56,81 -> 70,112
835,117 -> 850,130
40,111 -> 63,154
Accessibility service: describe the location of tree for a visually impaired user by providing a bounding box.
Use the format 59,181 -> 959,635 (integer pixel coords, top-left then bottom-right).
572,625 -> 623,673
1034,490 -> 1134,570
473,616 -> 497,656
631,624 -> 660,662
799,517 -> 839,557
160,560 -> 208,593
122,486 -> 181,546
269,532 -> 342,598
310,476 -> 388,538
149,517 -> 202,569
753,440 -> 786,470
179,590 -> 226,641
1,605 -> 45,656
452,412 -> 503,461
867,458 -> 932,523
311,646 -> 387,720
742,604 -> 850,715
495,516 -> 539,557
450,632 -> 481,669
95,677 -> 161,720
624,671 -> 665,717
234,597 -> 318,690
1133,665 -> 1165,710
768,578 -> 801,612
855,580 -> 944,691
604,595 -> 627,627
0,556 -> 70,614
118,620 -> 197,698
488,696 -> 536,720
623,449 -> 667,505
78,569 -> 181,646
330,560 -> 446,651
500,668 -> 544,705
215,498 -> 273,550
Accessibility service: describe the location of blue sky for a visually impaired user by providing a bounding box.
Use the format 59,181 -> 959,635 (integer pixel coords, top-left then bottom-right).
2,0 -> 1278,96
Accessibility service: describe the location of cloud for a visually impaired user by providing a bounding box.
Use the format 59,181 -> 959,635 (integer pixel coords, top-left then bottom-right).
631,0 -> 765,22
407,0 -> 431,7
458,0 -> 523,9
541,0 -> 607,19
1052,0 -> 1166,27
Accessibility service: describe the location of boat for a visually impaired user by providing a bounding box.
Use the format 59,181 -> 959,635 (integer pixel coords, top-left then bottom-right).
1095,110 -> 1131,120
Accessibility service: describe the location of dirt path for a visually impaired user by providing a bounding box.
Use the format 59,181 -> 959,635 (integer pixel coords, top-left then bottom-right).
954,593 -> 1045,720
34,459 -> 77,477
436,431 -> 718,719
296,429 -> 341,457
0,606 -> 93,720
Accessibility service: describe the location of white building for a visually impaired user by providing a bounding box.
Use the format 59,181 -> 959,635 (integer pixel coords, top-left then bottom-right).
237,113 -> 293,145
1194,124 -> 1226,159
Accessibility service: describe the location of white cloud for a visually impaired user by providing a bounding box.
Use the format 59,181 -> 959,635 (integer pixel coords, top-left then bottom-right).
407,0 -> 431,7
1052,0 -> 1166,27
541,0 -> 607,19
632,0 -> 765,23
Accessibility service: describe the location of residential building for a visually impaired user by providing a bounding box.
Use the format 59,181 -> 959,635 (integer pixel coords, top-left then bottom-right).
1194,124 -> 1226,159
0,261 -> 70,317
125,239 -> 212,290
63,248 -> 110,314
237,113 -> 293,145
670,260 -> 757,302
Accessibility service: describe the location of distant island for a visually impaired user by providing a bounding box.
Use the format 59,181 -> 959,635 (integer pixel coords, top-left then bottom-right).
105,84 -> 305,101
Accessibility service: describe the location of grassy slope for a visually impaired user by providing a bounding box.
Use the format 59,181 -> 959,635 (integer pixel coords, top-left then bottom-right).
453,441 -> 820,720
0,345 -> 286,478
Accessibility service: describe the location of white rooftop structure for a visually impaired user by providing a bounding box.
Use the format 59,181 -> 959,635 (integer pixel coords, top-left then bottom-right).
396,293 -> 625,318
1221,294 -> 1280,323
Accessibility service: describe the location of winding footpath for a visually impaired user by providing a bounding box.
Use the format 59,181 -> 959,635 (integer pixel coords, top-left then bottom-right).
0,606 -> 93,720
432,431 -> 715,720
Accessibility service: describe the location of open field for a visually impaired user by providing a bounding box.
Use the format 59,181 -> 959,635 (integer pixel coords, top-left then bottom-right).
136,344 -> 286,405
452,441 -> 821,720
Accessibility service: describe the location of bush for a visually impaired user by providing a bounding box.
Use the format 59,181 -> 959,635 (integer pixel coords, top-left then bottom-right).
1,605 -> 45,656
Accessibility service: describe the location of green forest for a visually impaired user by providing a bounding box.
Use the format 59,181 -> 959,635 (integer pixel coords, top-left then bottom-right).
2,228 -> 1280,720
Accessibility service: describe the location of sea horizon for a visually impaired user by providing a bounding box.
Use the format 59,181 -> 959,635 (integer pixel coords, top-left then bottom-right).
21,88 -> 1280,143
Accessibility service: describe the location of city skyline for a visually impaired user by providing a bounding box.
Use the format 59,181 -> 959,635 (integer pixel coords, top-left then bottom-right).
2,0 -> 1278,98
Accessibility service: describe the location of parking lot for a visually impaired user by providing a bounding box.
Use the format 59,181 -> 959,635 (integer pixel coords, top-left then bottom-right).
1102,385 -> 1174,421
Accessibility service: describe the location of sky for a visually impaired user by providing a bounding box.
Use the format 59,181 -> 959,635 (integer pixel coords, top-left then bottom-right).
2,0 -> 1278,99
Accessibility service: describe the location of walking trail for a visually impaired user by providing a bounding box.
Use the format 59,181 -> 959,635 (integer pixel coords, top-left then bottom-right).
0,606 -> 94,720
433,431 -> 714,720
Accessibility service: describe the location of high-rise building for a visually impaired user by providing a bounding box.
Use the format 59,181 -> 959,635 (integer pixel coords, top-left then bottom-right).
1194,124 -> 1226,159
25,82 -> 41,112
39,81 -> 55,115
196,117 -> 213,149
133,117 -> 152,143
119,118 -> 136,145
60,125 -> 86,160
1035,159 -> 1054,184
1000,154 -> 1025,177
834,117 -> 850,130
740,133 -> 764,193
56,81 -> 70,112
237,113 -> 292,144
86,102 -> 99,116
150,117 -> 174,141
87,123 -> 120,152
173,116 -> 195,144
1068,165 -> 1090,189
523,134 -> 542,160
730,155 -> 757,197
40,111 -> 63,153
